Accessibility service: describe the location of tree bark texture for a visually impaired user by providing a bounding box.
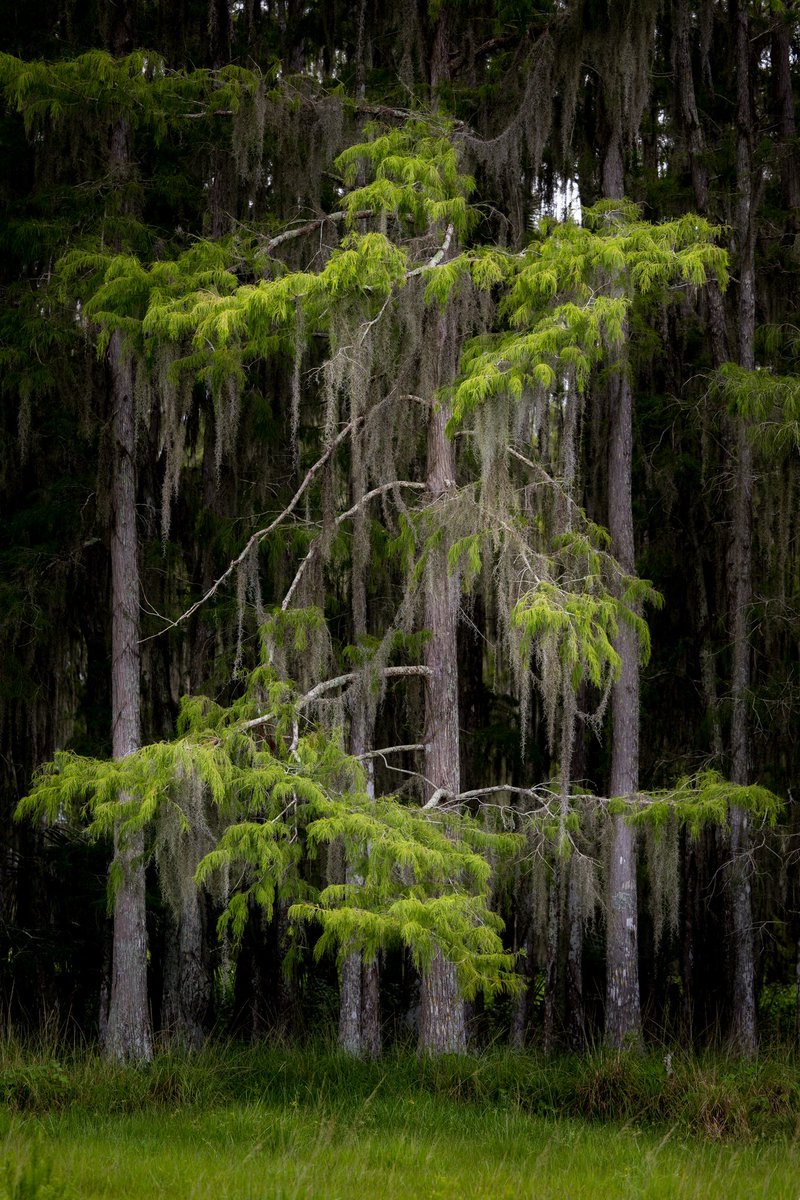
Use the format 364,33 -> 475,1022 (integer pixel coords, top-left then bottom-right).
673,0 -> 728,364
418,310 -> 466,1056
726,0 -> 757,1058
566,856 -> 585,1051
771,18 -> 800,229
339,702 -> 381,1057
103,333 -> 153,1063
542,860 -> 561,1055
605,366 -> 642,1049
339,952 -> 381,1059
598,110 -> 642,1049
160,887 -> 210,1051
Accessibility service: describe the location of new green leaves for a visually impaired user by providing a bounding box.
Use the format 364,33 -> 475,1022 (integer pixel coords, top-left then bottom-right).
336,120 -> 475,238
448,204 -> 727,427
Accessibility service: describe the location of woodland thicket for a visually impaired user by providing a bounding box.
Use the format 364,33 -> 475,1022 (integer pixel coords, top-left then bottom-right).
1,0 -> 799,1063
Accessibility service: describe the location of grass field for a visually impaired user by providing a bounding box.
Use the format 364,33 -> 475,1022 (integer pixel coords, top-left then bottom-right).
3,1044 -> 799,1199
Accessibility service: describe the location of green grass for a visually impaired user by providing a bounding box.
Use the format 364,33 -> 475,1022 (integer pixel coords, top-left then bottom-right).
2,1043 -> 799,1199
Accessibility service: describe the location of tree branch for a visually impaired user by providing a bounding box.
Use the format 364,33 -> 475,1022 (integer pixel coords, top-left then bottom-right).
241,665 -> 431,732
280,480 -> 426,610
407,223 -> 455,277
155,416 -> 362,635
261,209 -> 374,255
355,743 -> 425,759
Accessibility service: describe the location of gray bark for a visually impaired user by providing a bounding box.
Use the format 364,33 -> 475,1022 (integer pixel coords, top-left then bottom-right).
102,334 -> 153,1063
771,19 -> 800,226
605,364 -> 643,1049
599,125 -> 642,1049
542,862 -> 561,1056
418,312 -> 466,1056
160,888 -> 210,1051
566,855 -> 585,1051
339,704 -> 381,1057
338,950 -> 380,1059
726,0 -> 757,1058
673,0 -> 728,363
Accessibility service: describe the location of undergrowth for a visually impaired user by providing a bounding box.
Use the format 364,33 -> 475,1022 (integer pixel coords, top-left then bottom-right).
1,1034 -> 798,1142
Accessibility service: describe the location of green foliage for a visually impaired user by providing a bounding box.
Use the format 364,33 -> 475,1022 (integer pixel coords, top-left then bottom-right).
2,1142 -> 61,1200
293,795 -> 522,1000
634,770 -> 784,838
513,582 -> 622,691
447,205 -> 728,427
336,121 -> 476,237
512,526 -> 660,693
715,363 -> 800,450
0,51 -> 267,143
16,658 -> 521,1001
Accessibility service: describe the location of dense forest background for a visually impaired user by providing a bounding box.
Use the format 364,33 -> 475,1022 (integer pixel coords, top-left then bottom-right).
1,0 -> 799,1063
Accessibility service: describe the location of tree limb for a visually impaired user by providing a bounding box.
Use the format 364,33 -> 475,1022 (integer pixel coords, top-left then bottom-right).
157,416 -> 362,634
280,480 -> 426,610
241,665 -> 431,732
355,743 -> 425,759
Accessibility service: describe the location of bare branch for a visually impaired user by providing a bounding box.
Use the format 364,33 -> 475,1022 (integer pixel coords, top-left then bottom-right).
281,480 -> 426,610
241,665 -> 432,733
148,417 -> 363,637
407,223 -> 455,277
355,743 -> 425,759
422,787 -> 450,811
261,209 -> 374,256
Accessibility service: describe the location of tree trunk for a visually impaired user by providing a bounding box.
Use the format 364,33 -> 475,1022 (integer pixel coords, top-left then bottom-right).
601,123 -> 643,1045
339,703 -> 381,1057
605,362 -> 642,1049
339,947 -> 381,1058
102,334 -> 153,1063
771,18 -> 800,232
418,312 -> 466,1056
727,0 -> 757,1058
161,887 -> 210,1051
542,861 -> 561,1055
673,0 -> 728,363
566,856 -> 585,1051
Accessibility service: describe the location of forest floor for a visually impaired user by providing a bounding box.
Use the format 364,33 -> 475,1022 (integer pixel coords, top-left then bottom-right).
2,1044 -> 799,1198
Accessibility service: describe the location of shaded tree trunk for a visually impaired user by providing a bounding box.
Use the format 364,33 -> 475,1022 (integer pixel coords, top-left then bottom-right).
602,133 -> 642,1049
161,888 -> 210,1051
339,703 -> 381,1058
542,862 -> 561,1055
605,365 -> 642,1049
418,309 -> 466,1056
99,0 -> 152,1065
102,334 -> 153,1063
566,856 -> 586,1051
673,0 -> 728,364
771,17 -> 800,234
727,0 -> 757,1058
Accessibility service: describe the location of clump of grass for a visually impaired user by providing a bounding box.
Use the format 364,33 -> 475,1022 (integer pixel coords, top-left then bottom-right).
1,1033 -> 799,1141
3,1143 -> 63,1200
